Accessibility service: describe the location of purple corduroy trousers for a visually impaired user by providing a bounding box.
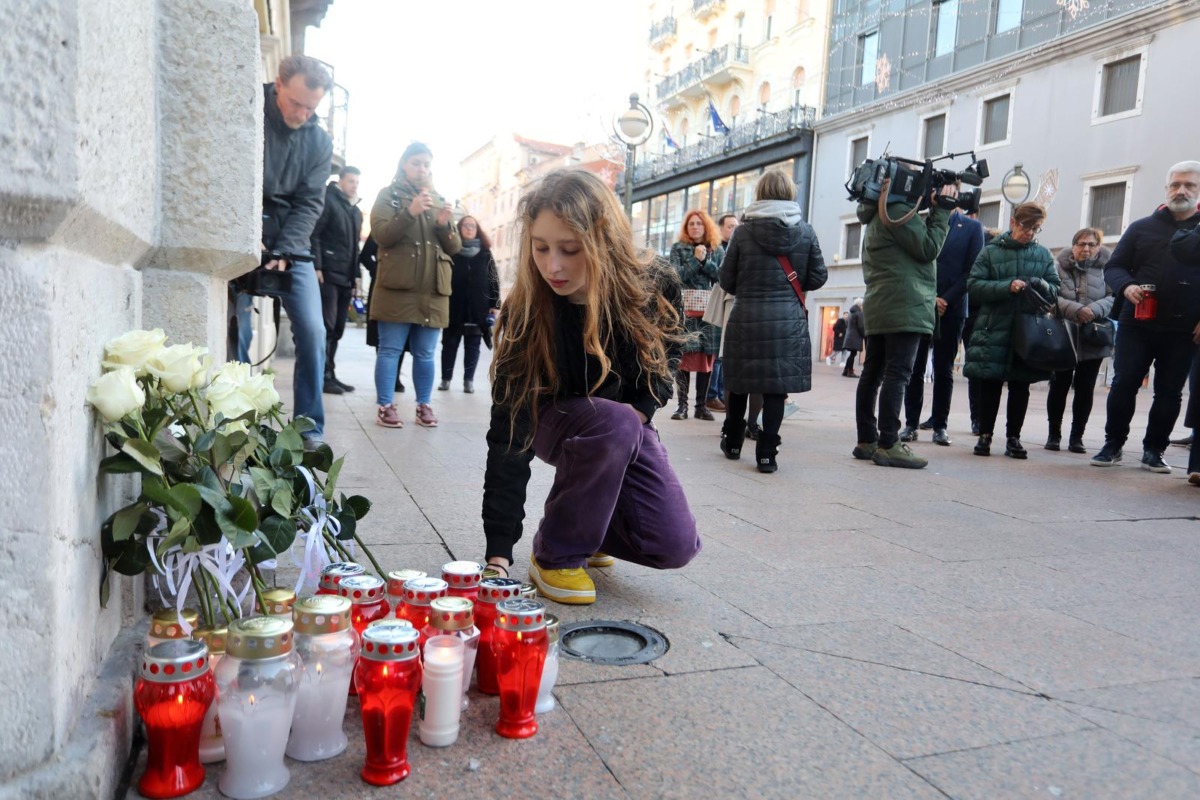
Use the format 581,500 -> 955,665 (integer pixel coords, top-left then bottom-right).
530,397 -> 701,571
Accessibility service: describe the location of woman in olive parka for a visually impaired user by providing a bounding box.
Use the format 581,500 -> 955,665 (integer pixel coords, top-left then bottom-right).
964,202 -> 1060,459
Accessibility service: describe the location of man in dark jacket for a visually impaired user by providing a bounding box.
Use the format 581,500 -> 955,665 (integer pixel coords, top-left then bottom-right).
1093,162 -> 1200,472
853,185 -> 957,468
900,208 -> 984,446
229,55 -> 333,445
842,300 -> 865,374
312,166 -> 363,395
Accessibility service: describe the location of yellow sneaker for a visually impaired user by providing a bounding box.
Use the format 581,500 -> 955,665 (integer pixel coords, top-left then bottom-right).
586,552 -> 615,568
528,554 -> 596,605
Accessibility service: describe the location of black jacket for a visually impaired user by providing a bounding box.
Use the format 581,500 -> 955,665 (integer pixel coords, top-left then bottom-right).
937,211 -> 985,317
719,217 -> 828,394
310,183 -> 362,286
262,83 -> 333,256
481,273 -> 680,563
1105,206 -> 1200,333
832,317 -> 847,350
449,248 -> 501,328
844,304 -> 865,351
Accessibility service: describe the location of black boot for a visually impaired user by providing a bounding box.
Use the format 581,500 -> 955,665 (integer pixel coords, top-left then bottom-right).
693,371 -> 714,420
756,433 -> 781,473
1045,423 -> 1061,451
322,371 -> 344,395
671,371 -> 689,420
1068,425 -> 1087,453
720,418 -> 747,460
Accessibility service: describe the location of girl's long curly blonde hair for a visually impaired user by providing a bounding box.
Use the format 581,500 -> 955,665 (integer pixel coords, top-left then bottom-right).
490,169 -> 679,446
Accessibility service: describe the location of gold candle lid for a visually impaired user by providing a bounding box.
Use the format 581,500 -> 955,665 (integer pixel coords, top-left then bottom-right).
292,595 -> 352,635
256,588 -> 296,617
227,616 -> 294,660
191,626 -> 228,655
386,569 -> 427,596
429,597 -> 475,631
150,608 -> 200,640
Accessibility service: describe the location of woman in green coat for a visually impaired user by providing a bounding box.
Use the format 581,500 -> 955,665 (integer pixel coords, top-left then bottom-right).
964,203 -> 1060,459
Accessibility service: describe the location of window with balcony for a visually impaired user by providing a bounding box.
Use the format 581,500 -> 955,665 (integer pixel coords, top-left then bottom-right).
844,222 -> 863,261
922,114 -> 946,159
995,0 -> 1022,33
859,31 -> 879,86
978,92 -> 1011,147
792,66 -> 807,105
934,0 -> 958,58
1094,51 -> 1145,123
759,81 -> 771,107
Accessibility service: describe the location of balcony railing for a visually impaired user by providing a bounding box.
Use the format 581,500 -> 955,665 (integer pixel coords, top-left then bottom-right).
655,43 -> 750,102
649,16 -> 677,44
692,0 -> 725,19
633,104 -> 817,184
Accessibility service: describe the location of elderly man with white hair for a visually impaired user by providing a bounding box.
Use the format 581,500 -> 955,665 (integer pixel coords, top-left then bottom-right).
1092,160 -> 1200,472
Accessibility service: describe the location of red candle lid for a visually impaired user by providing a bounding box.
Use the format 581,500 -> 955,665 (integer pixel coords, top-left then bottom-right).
141,639 -> 210,683
441,560 -> 484,589
477,577 -> 522,605
494,598 -> 547,633
338,574 -> 386,604
318,561 -> 364,591
402,577 -> 449,607
360,622 -> 421,662
386,569 -> 427,596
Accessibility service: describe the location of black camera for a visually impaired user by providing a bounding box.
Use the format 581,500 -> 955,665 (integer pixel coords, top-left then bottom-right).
846,151 -> 989,213
233,251 -> 312,297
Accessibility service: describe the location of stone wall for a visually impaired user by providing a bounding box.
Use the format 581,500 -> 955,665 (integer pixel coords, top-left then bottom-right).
0,1 -> 260,796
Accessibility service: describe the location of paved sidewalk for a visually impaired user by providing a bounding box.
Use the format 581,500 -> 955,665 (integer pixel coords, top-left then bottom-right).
131,333 -> 1200,799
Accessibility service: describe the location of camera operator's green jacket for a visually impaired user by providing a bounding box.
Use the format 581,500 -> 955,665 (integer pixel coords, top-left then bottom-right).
856,202 -> 951,336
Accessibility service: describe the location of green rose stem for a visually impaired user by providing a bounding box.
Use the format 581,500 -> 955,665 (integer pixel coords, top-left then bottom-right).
250,563 -> 269,616
192,566 -> 216,628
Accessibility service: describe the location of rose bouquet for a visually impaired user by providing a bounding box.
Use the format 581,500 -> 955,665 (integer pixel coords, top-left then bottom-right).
89,329 -> 381,630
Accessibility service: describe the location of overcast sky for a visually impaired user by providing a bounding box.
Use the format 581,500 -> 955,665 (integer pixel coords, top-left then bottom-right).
305,0 -> 649,206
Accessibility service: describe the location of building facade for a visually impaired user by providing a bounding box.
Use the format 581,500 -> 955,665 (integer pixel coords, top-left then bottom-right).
628,0 -> 832,252
807,0 -> 1200,360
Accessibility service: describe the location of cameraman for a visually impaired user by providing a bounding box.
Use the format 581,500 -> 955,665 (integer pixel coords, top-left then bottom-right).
232,55 -> 333,446
852,181 -> 957,469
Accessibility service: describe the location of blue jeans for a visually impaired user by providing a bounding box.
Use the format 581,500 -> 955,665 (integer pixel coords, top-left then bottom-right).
279,260 -> 326,439
235,292 -> 254,364
1103,322 -> 1194,453
708,356 -> 724,400
375,322 -> 441,405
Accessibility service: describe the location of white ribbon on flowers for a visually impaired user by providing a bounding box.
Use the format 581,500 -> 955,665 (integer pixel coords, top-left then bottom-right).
289,465 -> 350,594
147,534 -> 253,636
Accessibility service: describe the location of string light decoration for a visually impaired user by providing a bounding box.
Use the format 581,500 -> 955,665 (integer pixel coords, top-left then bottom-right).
1033,168 -> 1060,208
875,52 -> 892,92
1057,0 -> 1090,20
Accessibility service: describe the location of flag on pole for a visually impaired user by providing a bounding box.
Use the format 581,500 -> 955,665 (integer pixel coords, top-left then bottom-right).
663,127 -> 681,150
708,98 -> 730,135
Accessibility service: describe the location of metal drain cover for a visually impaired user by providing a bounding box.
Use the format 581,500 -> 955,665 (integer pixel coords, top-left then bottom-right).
559,620 -> 668,666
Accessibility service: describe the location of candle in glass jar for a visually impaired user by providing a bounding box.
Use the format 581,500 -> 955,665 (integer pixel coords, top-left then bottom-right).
385,569 -> 426,616
424,596 -> 480,710
255,587 -> 296,618
317,561 -> 365,595
286,595 -> 358,762
190,626 -> 228,764
356,622 -> 423,786
441,560 -> 484,602
147,608 -> 200,648
419,635 -> 464,747
474,577 -> 522,695
215,617 -> 302,799
340,573 -> 390,696
396,577 -> 449,646
492,598 -> 548,739
135,639 -> 215,799
535,615 -> 560,714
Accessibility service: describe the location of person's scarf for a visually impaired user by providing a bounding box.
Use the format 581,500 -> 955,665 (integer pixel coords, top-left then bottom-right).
741,199 -> 803,225
460,238 -> 481,258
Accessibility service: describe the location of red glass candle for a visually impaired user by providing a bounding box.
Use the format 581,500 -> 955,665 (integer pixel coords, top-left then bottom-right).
385,569 -> 426,615
134,639 -> 216,798
492,598 -> 548,739
441,560 -> 484,602
340,574 -> 390,696
355,622 -> 423,786
396,577 -> 449,648
474,577 -> 522,695
1134,284 -> 1158,321
318,561 -> 365,595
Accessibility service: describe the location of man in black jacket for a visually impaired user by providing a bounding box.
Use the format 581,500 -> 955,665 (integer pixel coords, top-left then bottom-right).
233,55 -> 333,445
1093,161 -> 1200,472
312,166 -> 363,394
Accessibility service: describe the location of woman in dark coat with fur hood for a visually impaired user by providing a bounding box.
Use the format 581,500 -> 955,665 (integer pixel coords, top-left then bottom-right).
718,170 -> 828,473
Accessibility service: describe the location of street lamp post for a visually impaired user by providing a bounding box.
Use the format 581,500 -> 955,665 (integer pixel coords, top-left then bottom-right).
613,93 -> 653,219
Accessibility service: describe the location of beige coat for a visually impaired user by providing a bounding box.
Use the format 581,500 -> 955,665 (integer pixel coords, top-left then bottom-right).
368,184 -> 462,327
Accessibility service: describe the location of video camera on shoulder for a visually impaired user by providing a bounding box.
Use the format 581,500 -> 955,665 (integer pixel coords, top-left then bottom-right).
846,149 -> 989,213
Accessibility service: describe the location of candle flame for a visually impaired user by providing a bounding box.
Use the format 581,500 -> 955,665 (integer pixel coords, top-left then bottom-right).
176,694 -> 183,705
517,631 -> 523,642
382,665 -> 389,677
248,693 -> 257,706
315,663 -> 323,678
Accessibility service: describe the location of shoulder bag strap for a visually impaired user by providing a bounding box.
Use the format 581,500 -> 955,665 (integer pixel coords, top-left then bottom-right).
776,255 -> 806,310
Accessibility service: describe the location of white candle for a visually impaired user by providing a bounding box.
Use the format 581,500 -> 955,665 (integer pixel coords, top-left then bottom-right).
199,652 -> 225,763
286,629 -> 356,761
419,635 -> 464,747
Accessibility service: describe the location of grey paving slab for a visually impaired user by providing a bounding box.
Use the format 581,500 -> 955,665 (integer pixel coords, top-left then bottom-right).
593,572 -> 773,638
1056,679 -> 1200,730
705,525 -> 944,568
906,728 -> 1200,799
556,667 -> 942,799
1056,594 -> 1200,661
1057,702 -> 1200,776
897,609 -> 1200,695
1032,548 -> 1200,600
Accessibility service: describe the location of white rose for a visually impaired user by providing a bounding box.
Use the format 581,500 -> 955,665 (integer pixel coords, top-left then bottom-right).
241,373 -> 280,415
211,361 -> 252,387
145,344 -> 211,393
205,379 -> 255,422
101,329 -> 168,376
86,366 -> 146,422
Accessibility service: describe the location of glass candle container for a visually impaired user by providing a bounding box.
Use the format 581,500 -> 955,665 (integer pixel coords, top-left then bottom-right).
396,577 -> 449,646
355,622 -> 423,786
339,574 -> 389,697
419,635 -> 464,747
191,626 -> 228,764
535,614 -> 560,714
519,583 -> 538,600
492,598 -> 548,739
147,608 -> 200,648
441,560 -> 484,602
1135,284 -> 1158,320
215,617 -> 302,800
286,595 -> 358,762
317,561 -> 365,595
255,587 -> 296,618
134,639 -> 215,799
385,569 -> 426,615
424,597 -> 480,710
474,577 -> 522,696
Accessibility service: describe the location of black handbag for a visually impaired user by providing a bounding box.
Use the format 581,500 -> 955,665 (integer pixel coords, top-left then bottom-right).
1013,285 -> 1078,372
1078,318 -> 1115,348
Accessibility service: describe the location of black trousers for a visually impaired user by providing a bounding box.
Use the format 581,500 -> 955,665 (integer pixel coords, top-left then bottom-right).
903,314 -> 965,429
856,333 -> 923,449
674,370 -> 712,411
1046,358 -> 1103,436
726,393 -> 786,438
1104,323 -> 1194,452
441,325 -> 484,382
977,379 -> 1031,439
320,281 -> 352,376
